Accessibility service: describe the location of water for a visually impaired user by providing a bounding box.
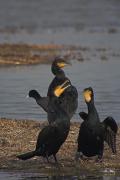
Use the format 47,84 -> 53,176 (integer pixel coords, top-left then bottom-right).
0,0 -> 120,45
0,59 -> 120,122
1,0 -> 120,33
0,171 -> 120,180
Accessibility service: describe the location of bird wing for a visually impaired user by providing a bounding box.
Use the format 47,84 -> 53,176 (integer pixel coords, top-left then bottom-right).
47,77 -> 57,97
79,112 -> 88,121
59,85 -> 78,118
102,116 -> 118,154
35,125 -> 58,150
65,85 -> 78,98
37,96 -> 49,112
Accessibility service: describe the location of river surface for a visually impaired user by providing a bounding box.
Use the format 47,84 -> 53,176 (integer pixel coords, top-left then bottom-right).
0,59 -> 120,122
0,171 -> 120,180
0,0 -> 120,46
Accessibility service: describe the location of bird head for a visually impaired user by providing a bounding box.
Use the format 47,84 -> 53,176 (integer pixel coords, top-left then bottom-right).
83,87 -> 94,103
54,80 -> 71,97
28,90 -> 40,99
53,56 -> 71,69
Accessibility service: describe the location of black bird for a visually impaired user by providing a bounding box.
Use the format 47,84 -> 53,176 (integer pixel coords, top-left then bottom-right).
27,57 -> 70,113
17,80 -> 71,162
28,80 -> 72,124
76,87 -> 118,162
47,56 -> 71,97
28,57 -> 78,121
48,57 -> 78,119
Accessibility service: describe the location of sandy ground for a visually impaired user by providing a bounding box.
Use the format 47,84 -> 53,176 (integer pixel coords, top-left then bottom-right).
0,118 -> 120,176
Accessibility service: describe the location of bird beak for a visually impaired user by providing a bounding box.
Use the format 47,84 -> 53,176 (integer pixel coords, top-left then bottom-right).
54,80 -> 71,97
57,61 -> 71,68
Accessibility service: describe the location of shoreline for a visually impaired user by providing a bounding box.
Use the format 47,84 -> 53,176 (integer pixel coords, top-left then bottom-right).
0,117 -> 120,175
0,43 -> 83,66
0,43 -> 119,67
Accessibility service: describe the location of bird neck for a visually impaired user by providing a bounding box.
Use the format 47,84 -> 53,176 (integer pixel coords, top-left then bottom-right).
52,65 -> 65,78
87,100 -> 100,123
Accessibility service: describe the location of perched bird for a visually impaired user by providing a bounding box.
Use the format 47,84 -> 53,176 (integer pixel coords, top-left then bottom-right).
17,80 -> 71,162
28,57 -> 78,121
76,87 -> 118,162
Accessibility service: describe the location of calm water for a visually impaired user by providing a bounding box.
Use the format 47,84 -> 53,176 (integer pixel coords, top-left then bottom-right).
0,59 -> 120,122
0,0 -> 120,46
0,171 -> 120,180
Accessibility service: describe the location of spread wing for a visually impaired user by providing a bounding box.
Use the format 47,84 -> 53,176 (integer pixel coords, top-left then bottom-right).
103,116 -> 118,154
36,125 -> 58,150
79,112 -> 88,121
37,96 -> 49,112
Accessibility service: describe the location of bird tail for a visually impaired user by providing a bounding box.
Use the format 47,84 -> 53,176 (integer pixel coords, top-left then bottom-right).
17,151 -> 36,160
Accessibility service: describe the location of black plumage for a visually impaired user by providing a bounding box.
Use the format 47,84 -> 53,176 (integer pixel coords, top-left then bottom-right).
28,57 -> 78,122
17,80 -> 71,162
77,87 -> 118,161
48,57 -> 78,118
103,116 -> 118,154
47,56 -> 71,97
28,90 -> 49,112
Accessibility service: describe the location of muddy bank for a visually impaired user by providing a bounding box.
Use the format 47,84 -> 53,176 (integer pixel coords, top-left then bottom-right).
0,43 -> 120,66
0,118 -> 120,175
0,44 -> 64,65
0,44 -> 84,66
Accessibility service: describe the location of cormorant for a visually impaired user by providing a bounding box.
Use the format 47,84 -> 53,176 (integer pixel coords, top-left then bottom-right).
76,87 -> 118,162
47,56 -> 71,97
28,57 -> 70,112
48,57 -> 78,119
28,57 -> 78,121
17,80 -> 71,162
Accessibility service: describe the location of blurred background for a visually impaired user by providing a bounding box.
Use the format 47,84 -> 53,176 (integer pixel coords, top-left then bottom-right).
0,0 -> 120,44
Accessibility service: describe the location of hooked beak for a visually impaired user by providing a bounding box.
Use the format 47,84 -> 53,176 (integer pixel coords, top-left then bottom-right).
57,60 -> 71,68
